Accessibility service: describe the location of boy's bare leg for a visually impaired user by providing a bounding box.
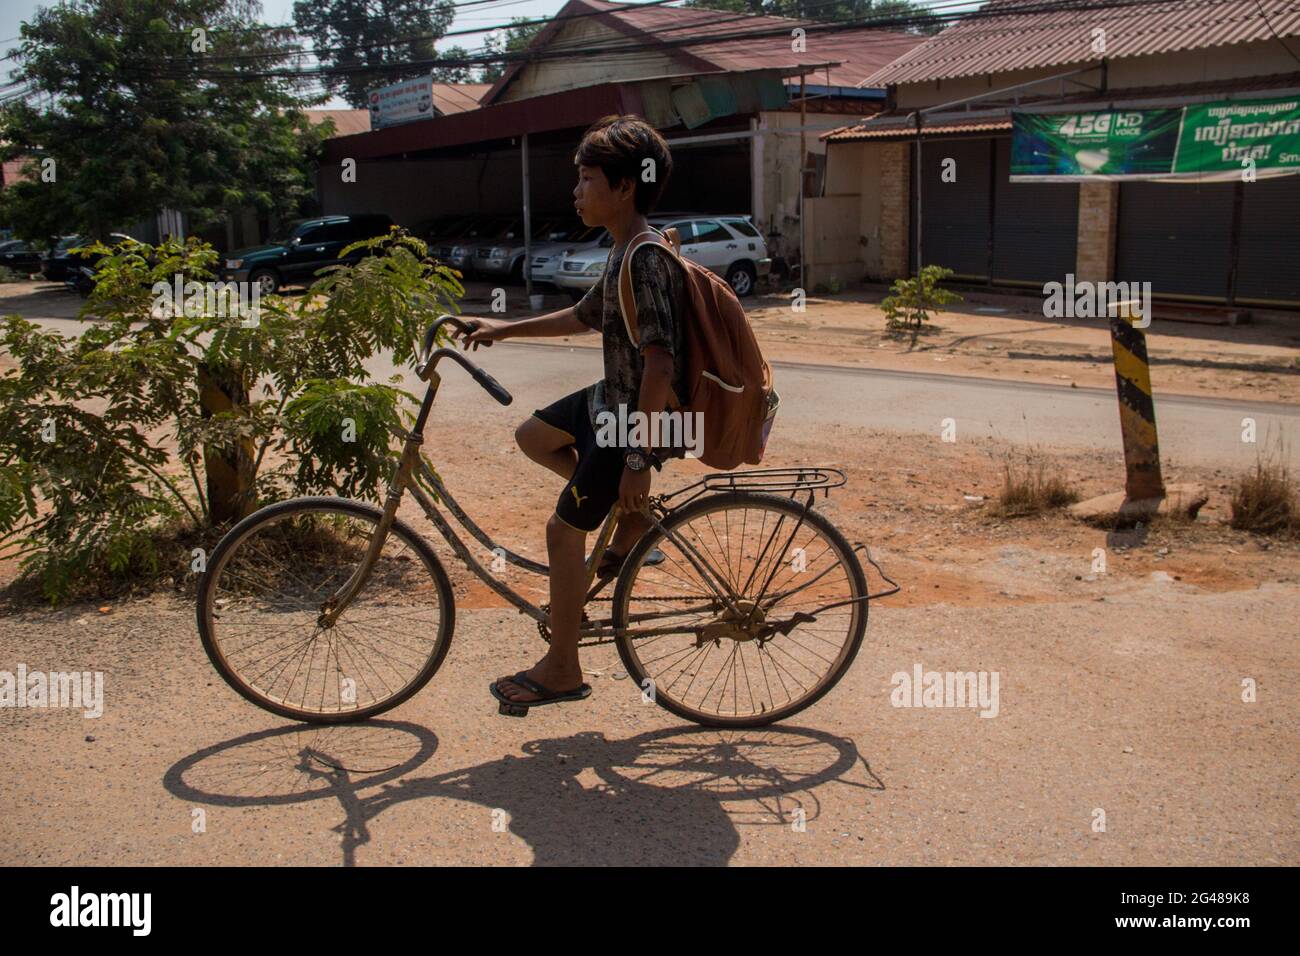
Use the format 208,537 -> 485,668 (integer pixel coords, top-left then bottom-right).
495,513 -> 587,702
520,415 -> 646,559
516,417 -> 577,480
610,510 -> 650,556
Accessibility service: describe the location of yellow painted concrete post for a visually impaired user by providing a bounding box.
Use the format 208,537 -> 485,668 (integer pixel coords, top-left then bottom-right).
1108,300 -> 1165,502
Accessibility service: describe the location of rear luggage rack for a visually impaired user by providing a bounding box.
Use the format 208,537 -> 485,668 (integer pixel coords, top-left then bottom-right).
657,466 -> 846,508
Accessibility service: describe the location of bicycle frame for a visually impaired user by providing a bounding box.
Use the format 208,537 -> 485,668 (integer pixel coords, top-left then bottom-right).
319,314 -> 896,644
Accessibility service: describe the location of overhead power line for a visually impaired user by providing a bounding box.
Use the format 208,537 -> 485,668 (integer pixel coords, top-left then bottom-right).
166,0 -> 1205,81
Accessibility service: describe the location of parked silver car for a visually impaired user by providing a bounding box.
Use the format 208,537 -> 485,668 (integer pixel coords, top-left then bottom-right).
530,224 -> 609,287
432,216 -> 517,274
555,214 -> 770,297
472,218 -> 570,283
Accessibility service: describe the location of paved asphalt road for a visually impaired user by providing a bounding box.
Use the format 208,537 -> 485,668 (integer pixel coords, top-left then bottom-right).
9,283 -> 1297,469
417,339 -> 1300,471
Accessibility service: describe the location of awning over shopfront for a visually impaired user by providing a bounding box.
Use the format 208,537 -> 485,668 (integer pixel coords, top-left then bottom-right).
324,66 -> 800,164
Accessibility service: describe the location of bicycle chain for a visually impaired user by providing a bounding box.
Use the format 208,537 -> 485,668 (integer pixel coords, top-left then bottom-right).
536,595 -> 704,647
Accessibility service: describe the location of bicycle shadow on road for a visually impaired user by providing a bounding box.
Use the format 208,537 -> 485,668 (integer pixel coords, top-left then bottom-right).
165,721 -> 884,866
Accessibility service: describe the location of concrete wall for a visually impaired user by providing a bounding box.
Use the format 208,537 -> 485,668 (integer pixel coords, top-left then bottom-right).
805,196 -> 861,289
818,138 -> 911,282
753,109 -> 877,263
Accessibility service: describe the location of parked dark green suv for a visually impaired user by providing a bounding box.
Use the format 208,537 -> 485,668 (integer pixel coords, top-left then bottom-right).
220,214 -> 394,294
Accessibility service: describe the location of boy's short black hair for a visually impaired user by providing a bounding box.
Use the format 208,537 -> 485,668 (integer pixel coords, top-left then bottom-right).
575,115 -> 673,214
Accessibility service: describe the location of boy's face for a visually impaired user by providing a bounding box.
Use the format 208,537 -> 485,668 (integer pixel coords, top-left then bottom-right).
574,163 -> 632,227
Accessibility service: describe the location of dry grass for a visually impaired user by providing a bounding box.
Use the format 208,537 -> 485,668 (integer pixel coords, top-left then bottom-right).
1230,453 -> 1298,536
991,455 -> 1080,518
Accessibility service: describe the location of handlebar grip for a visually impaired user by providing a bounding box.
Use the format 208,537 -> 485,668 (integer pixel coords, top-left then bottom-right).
471,365 -> 513,406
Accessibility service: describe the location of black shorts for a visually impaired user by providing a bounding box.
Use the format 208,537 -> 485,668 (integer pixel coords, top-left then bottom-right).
532,388 -> 626,533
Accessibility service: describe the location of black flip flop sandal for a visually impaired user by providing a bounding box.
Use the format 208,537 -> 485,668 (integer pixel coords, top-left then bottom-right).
491,671 -> 592,717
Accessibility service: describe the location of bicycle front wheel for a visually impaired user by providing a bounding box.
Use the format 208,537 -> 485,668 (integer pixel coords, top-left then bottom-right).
612,492 -> 868,727
197,497 -> 455,723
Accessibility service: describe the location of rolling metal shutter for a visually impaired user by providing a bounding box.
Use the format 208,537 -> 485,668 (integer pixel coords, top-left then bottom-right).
916,137 -> 992,278
913,137 -> 1078,283
1235,175 -> 1300,304
991,137 -> 1079,284
1116,182 -> 1235,300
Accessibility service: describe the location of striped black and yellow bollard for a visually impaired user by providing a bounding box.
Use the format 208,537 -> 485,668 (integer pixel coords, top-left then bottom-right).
1108,302 -> 1165,503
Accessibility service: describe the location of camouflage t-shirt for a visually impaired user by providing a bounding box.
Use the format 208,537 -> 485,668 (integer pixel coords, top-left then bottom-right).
572,240 -> 690,433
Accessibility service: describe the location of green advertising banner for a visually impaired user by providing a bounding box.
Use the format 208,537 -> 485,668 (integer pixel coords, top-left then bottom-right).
1175,98 -> 1300,174
1011,95 -> 1300,181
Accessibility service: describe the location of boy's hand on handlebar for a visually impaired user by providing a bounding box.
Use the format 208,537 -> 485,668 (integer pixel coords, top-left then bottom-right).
456,318 -> 511,351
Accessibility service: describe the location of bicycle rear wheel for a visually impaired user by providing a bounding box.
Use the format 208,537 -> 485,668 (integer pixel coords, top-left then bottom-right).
197,497 -> 455,723
612,492 -> 868,727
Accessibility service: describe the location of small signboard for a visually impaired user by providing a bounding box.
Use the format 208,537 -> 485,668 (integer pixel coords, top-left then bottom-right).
367,73 -> 436,131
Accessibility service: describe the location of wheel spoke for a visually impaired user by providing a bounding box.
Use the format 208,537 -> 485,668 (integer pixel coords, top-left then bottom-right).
618,497 -> 866,724
203,506 -> 448,720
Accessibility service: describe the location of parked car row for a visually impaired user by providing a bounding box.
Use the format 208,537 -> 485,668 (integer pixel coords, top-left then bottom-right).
5,209 -> 771,300
220,214 -> 395,294
0,239 -> 44,275
422,211 -> 770,297
0,234 -> 129,292
29,233 -> 141,295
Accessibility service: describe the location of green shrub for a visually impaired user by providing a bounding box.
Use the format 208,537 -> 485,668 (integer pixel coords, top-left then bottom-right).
0,229 -> 462,604
881,264 -> 963,344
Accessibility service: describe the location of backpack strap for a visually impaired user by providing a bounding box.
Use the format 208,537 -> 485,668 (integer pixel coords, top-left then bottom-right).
617,227 -> 682,349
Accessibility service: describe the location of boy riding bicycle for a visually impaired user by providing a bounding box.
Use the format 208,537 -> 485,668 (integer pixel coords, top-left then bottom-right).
456,115 -> 688,710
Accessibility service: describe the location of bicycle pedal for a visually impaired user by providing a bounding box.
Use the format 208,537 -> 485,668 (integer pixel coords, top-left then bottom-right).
498,701 -> 529,717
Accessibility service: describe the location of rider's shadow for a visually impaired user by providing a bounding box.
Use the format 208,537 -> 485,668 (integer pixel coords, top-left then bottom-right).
166,723 -> 883,866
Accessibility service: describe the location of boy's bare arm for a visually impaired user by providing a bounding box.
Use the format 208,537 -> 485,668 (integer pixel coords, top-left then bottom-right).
456,307 -> 591,350
635,346 -> 675,448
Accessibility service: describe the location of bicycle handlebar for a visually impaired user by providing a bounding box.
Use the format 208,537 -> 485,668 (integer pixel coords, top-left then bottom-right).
416,315 -> 513,406
420,314 -> 471,361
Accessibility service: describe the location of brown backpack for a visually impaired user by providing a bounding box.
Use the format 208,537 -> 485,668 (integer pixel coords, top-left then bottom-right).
616,227 -> 778,470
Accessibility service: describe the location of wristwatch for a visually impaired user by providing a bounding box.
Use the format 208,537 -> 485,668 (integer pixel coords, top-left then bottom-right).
624,449 -> 663,472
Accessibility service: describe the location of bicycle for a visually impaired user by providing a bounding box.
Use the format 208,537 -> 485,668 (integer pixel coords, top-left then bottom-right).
196,315 -> 899,728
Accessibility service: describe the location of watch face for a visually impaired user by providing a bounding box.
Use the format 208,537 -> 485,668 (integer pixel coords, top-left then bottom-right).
625,452 -> 646,471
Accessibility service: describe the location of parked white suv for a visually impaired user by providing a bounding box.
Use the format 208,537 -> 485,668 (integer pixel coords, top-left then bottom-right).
554,215 -> 770,298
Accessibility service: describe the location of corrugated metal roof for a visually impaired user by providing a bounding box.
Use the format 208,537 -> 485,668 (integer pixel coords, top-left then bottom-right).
823,68 -> 1300,140
583,0 -> 918,82
866,0 -> 1300,86
484,0 -> 926,104
304,109 -> 371,137
2,158 -> 32,187
304,88 -> 485,139
430,83 -> 492,115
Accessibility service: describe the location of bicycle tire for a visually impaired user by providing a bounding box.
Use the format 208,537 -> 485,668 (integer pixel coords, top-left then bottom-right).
196,496 -> 456,724
611,491 -> 868,728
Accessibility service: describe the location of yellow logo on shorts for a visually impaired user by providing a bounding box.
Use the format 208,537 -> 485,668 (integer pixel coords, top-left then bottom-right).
569,486 -> 588,508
